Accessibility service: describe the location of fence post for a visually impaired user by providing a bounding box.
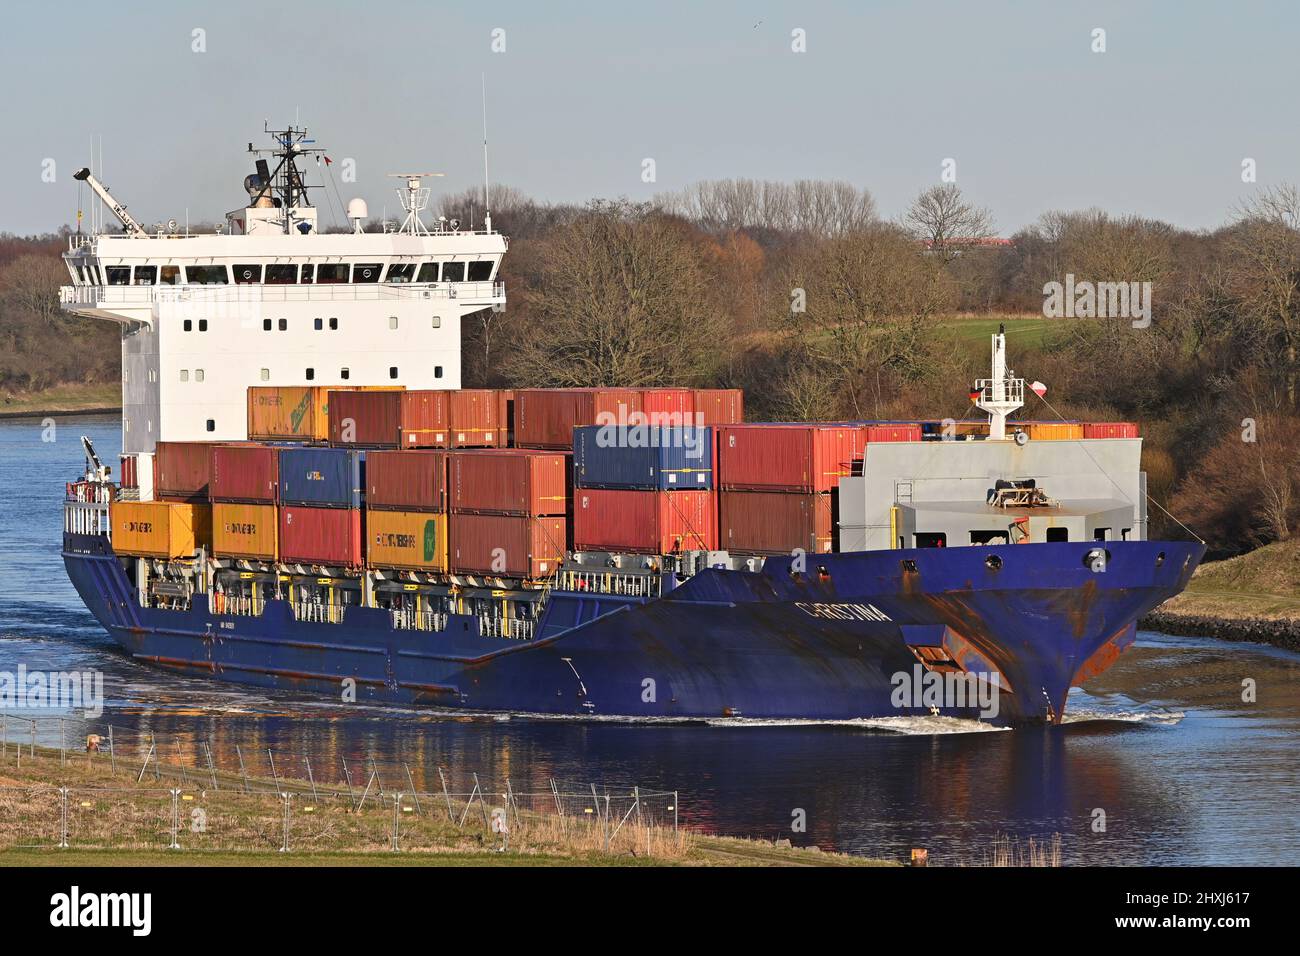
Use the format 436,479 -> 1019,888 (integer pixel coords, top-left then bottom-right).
342,756 -> 356,808
305,756 -> 319,803
108,725 -> 116,774
2,714 -> 7,758
472,772 -> 490,829
235,745 -> 249,793
280,792 -> 291,853
391,793 -> 402,852
30,719 -> 37,759
368,756 -> 384,796
136,738 -> 156,785
404,763 -> 422,816
437,767 -> 455,823
59,787 -> 69,849
60,718 -> 66,767
169,789 -> 181,850
204,741 -> 218,790
505,779 -> 521,830
149,732 -> 160,780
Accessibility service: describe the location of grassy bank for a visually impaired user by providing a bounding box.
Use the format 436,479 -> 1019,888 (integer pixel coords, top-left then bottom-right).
0,383 -> 119,418
1157,540 -> 1300,621
0,745 -> 892,868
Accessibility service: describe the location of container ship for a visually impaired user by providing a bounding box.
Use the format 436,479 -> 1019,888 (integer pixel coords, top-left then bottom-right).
57,128 -> 1203,725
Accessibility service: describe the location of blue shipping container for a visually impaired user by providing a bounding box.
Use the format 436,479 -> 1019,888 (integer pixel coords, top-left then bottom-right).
278,447 -> 365,508
573,426 -> 713,490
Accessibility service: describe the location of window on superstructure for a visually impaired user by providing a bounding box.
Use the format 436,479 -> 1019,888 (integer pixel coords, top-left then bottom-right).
195,369 -> 204,382
317,264 -> 348,284
206,419 -> 215,432
263,319 -> 272,331
431,316 -> 441,328
468,260 -> 493,281
300,264 -> 315,284
266,264 -> 297,284
234,264 -> 263,284
340,368 -> 350,380
389,366 -> 398,379
183,319 -> 192,332
260,369 -> 270,381
187,265 -> 229,285
1046,527 -> 1069,542
386,263 -> 416,283
353,263 -> 381,283
442,262 -> 465,282
329,317 -> 338,330
179,370 -> 189,382
305,368 -> 315,381
198,319 -> 208,332
314,318 -> 323,330
389,316 -> 398,330
417,262 -> 439,283
160,265 -> 181,285
106,266 -> 130,286
435,366 -> 443,378
133,266 -> 156,285
278,319 -> 287,331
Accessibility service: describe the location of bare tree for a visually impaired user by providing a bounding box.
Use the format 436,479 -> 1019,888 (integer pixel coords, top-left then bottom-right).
655,179 -> 877,237
904,184 -> 995,259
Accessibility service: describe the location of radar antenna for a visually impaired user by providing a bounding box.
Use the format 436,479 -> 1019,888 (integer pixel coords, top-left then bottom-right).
387,172 -> 444,235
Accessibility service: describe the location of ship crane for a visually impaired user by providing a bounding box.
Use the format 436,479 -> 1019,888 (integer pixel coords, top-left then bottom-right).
73,167 -> 148,237
973,323 -> 1025,441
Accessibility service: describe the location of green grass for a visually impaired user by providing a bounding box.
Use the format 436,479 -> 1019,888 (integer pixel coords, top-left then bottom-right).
0,382 -> 120,417
1158,539 -> 1300,621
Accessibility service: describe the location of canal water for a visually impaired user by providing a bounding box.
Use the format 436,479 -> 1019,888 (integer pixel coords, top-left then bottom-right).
2,415 -> 1298,864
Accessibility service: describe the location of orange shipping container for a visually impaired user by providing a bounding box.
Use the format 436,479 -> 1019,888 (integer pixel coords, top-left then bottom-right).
449,513 -> 566,579
247,385 -> 402,442
366,509 -> 449,571
328,389 -> 450,447
692,389 -> 744,425
112,500 -> 212,558
449,389 -> 506,447
1023,422 -> 1085,441
212,502 -> 278,560
449,449 -> 569,516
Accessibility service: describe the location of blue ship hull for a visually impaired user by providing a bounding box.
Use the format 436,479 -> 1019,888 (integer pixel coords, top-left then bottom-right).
63,535 -> 1203,724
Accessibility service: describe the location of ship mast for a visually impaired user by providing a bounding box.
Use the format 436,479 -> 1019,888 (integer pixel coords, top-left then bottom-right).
246,124 -> 326,234
974,324 -> 1025,441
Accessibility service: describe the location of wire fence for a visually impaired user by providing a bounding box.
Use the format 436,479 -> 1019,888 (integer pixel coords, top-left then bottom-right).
0,714 -> 682,858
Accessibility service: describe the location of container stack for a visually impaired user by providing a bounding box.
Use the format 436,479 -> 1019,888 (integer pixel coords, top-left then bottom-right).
364,449 -> 449,571
448,449 -> 569,579
513,388 -> 642,449
716,424 -> 864,555
571,425 -> 717,554
209,443 -> 280,561
277,447 -> 365,566
113,440 -> 217,559
246,385 -> 403,442
328,389 -> 450,448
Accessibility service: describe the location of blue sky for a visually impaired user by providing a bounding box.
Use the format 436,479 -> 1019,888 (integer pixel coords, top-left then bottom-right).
1,0 -> 1295,235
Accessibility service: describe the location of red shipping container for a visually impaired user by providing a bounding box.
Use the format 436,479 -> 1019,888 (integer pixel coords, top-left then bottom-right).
366,450 -> 448,511
210,443 -> 280,503
449,390 -> 505,448
120,455 -> 137,490
497,389 -> 515,445
720,491 -> 834,555
154,441 -> 217,501
574,488 -> 717,554
329,390 -> 451,447
863,423 -> 923,443
449,513 -> 566,579
693,389 -> 744,425
514,388 -> 642,449
279,505 -> 363,566
638,388 -> 694,426
1083,422 -> 1140,439
716,425 -> 862,493
449,449 -> 569,516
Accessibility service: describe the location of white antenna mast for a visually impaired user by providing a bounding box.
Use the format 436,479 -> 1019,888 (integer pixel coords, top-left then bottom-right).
974,323 -> 1026,441
481,73 -> 492,234
387,172 -> 444,235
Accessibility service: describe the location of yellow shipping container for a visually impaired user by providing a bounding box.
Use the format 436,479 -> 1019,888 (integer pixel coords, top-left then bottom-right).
247,385 -> 403,441
213,502 -> 278,560
112,501 -> 212,558
366,509 -> 449,571
1024,422 -> 1085,441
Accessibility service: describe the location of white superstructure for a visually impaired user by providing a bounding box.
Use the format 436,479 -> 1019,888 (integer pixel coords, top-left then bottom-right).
59,126 -> 506,454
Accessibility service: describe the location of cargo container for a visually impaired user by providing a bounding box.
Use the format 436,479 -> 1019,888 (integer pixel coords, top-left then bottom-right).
279,505 -> 363,566
574,488 -> 717,554
366,450 -> 447,511
638,388 -> 694,425
573,426 -> 713,490
514,388 -> 642,449
247,385 -> 402,442
449,389 -> 505,447
212,502 -> 278,560
119,455 -> 137,490
328,389 -> 450,448
449,513 -> 566,579
716,424 -> 862,493
154,441 -> 217,501
210,443 -> 280,503
497,389 -> 515,445
863,423 -> 923,443
1023,422 -> 1085,441
366,509 -> 449,571
449,449 -> 569,516
278,447 -> 364,508
693,388 -> 744,425
111,500 -> 212,558
1083,422 -> 1140,439
720,491 -> 833,555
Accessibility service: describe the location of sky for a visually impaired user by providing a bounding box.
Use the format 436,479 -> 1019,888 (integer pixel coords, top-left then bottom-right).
1,0 -> 1296,236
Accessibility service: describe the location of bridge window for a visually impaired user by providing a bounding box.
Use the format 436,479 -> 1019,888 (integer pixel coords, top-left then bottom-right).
386,263 -> 416,283
417,262 -> 440,282
442,262 -> 465,282
160,265 -> 181,285
300,264 -> 315,284
317,264 -> 348,284
106,266 -> 130,286
133,265 -> 156,285
467,260 -> 493,281
353,263 -> 382,283
187,265 -> 229,285
234,264 -> 263,284
266,264 -> 297,284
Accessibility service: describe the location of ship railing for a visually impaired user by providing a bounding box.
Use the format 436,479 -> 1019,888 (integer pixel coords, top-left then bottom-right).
59,280 -> 504,306
65,480 -> 114,504
210,592 -> 265,617
292,601 -> 346,625
389,609 -> 449,632
478,615 -> 535,641
557,569 -> 660,598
